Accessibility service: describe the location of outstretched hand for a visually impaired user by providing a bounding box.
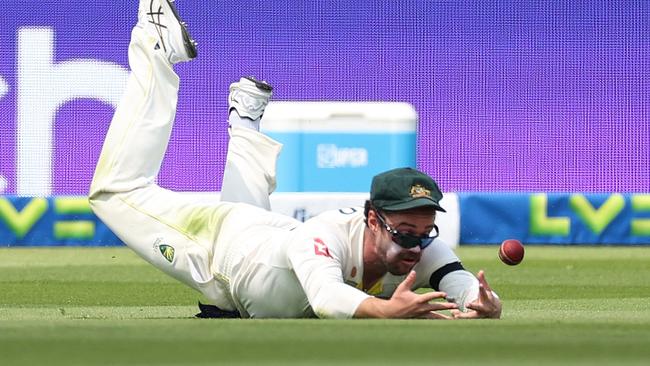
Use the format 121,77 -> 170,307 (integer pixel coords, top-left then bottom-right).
386,271 -> 458,319
451,270 -> 502,319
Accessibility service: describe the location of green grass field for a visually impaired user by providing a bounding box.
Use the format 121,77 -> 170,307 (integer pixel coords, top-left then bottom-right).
1,246 -> 649,365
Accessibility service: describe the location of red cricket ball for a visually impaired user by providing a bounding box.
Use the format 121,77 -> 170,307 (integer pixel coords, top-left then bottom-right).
499,239 -> 525,265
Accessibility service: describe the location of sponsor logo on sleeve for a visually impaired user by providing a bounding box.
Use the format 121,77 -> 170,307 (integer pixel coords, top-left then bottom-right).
313,238 -> 332,258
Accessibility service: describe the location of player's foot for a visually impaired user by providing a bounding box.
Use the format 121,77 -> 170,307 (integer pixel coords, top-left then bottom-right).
138,0 -> 197,64
228,77 -> 273,129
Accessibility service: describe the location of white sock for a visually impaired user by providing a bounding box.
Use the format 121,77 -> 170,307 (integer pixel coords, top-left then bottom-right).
228,110 -> 260,131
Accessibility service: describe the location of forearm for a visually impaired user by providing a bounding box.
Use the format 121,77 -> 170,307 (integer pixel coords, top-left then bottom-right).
307,282 -> 371,319
353,297 -> 392,318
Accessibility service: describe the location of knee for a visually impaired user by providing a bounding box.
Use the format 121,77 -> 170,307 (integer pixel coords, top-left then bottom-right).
87,191 -> 118,219
87,192 -> 104,216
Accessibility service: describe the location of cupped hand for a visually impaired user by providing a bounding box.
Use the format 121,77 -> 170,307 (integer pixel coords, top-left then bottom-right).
451,270 -> 502,319
387,271 -> 458,319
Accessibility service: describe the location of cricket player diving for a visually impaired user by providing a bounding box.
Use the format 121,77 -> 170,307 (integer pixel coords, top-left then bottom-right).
89,0 -> 502,319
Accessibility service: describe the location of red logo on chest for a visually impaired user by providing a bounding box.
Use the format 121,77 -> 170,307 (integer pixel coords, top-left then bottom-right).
313,238 -> 332,258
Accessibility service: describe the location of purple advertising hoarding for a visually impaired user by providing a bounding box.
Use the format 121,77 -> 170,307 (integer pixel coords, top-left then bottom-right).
1,0 -> 648,195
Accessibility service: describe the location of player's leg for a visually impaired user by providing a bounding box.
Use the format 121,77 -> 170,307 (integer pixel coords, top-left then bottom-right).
89,1 -> 235,310
89,0 -> 195,196
220,78 -> 282,210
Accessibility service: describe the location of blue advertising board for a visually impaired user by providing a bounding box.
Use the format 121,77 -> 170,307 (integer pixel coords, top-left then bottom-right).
3,193 -> 650,246
459,193 -> 650,245
0,196 -> 121,246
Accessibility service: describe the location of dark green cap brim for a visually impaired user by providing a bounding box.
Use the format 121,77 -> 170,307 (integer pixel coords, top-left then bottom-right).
375,197 -> 446,212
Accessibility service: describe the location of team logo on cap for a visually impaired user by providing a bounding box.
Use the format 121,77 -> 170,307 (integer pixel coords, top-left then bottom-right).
410,184 -> 431,198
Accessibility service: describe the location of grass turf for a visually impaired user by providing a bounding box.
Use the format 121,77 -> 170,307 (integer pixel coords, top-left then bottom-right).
1,246 -> 649,365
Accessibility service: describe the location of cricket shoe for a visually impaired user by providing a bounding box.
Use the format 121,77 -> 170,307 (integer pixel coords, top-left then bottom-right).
139,0 -> 197,64
228,77 -> 273,121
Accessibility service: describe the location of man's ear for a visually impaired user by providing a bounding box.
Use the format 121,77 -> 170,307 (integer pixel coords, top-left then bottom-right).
367,209 -> 380,232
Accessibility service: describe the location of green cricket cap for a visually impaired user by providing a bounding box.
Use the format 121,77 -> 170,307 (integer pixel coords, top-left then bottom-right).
370,167 -> 446,212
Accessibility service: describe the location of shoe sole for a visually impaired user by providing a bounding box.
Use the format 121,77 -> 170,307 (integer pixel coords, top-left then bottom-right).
159,0 -> 198,59
243,76 -> 273,92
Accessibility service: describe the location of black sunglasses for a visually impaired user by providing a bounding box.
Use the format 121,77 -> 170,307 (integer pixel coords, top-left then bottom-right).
375,211 -> 439,249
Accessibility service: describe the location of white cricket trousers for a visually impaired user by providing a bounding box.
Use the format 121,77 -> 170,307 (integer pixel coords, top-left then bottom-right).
88,26 -> 282,309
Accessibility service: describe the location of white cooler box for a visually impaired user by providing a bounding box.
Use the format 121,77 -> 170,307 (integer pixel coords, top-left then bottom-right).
261,101 -> 418,192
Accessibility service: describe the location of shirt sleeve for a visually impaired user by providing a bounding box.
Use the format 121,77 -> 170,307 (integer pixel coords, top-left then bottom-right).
287,229 -> 371,319
413,239 -> 485,311
438,270 -> 479,311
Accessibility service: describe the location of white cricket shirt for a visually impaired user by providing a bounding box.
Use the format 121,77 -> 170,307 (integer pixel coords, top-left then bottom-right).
212,205 -> 480,318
